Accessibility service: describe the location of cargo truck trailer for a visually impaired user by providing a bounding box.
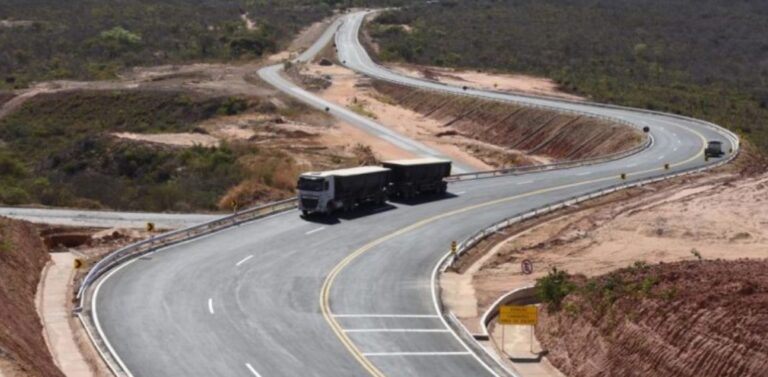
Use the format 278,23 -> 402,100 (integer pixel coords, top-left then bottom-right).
297,158 -> 453,216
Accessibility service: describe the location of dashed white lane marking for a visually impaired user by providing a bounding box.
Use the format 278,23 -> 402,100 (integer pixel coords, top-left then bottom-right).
344,329 -> 450,333
305,226 -> 326,235
576,171 -> 591,176
236,255 -> 254,267
454,191 -> 466,195
674,147 -> 679,152
626,163 -> 638,168
363,351 -> 472,357
517,180 -> 534,185
245,363 -> 263,377
332,314 -> 440,318
657,155 -> 665,160
208,298 -> 215,315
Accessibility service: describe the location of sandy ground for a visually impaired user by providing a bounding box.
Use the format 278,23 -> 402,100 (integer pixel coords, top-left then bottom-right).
305,62 -> 494,170
37,253 -> 96,377
387,63 -> 585,102
112,132 -> 219,147
441,164 -> 768,376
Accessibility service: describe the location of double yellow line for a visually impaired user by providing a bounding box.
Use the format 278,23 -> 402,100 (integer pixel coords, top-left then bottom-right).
319,126 -> 709,377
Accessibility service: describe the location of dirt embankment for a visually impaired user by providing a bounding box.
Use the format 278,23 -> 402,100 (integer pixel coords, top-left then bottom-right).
0,218 -> 63,377
537,259 -> 768,377
372,81 -> 644,165
387,63 -> 585,102
440,147 -> 768,375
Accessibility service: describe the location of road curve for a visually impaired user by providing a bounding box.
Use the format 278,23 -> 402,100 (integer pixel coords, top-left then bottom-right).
93,10 -> 737,377
0,206 -> 220,228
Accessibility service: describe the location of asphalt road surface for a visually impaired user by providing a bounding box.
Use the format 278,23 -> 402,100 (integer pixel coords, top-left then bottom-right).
93,11 -> 736,377
0,207 -> 220,229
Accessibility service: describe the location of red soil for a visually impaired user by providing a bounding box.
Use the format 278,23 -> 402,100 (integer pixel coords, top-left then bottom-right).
0,217 -> 64,377
537,259 -> 768,377
373,81 -> 643,163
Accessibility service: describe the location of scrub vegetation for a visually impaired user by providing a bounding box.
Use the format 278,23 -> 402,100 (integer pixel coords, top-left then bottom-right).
0,90 -> 369,212
0,0 -> 342,88
0,90 -> 250,211
367,0 -> 768,153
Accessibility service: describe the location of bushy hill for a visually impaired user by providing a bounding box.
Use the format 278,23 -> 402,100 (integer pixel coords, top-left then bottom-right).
368,0 -> 768,153
0,0 -> 337,87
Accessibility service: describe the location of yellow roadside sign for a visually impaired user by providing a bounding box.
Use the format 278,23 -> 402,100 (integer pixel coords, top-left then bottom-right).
499,305 -> 538,325
74,258 -> 86,270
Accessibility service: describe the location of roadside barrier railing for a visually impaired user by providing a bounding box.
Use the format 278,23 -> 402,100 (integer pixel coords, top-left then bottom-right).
437,147 -> 739,342
432,147 -> 738,377
75,197 -> 298,303
446,135 -> 652,182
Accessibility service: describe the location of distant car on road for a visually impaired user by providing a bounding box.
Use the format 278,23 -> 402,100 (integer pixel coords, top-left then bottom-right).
705,140 -> 724,158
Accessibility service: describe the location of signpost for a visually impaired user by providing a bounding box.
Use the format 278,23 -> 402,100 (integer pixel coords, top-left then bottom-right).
499,305 -> 539,354
521,259 -> 534,275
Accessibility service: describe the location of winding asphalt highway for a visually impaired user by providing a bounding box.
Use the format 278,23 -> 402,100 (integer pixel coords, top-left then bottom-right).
93,10 -> 737,377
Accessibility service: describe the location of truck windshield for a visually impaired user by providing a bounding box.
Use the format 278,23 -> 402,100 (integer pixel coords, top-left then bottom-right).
297,177 -> 326,192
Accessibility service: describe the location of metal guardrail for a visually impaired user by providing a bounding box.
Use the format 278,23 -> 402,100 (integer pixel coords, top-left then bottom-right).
438,146 -> 738,342
446,135 -> 653,182
430,145 -> 738,377
442,154 -> 736,273
75,197 -> 298,302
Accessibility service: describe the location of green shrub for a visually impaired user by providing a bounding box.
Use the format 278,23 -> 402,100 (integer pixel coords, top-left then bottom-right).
0,186 -> 31,205
536,267 -> 574,311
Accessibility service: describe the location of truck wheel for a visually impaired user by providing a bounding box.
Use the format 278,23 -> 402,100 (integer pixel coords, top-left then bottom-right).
302,210 -> 309,217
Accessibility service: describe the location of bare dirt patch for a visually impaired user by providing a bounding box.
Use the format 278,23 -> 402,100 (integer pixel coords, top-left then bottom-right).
113,132 -> 219,147
441,148 -> 768,375
373,80 -> 642,166
0,218 -> 63,377
387,63 -> 584,101
302,62 -> 505,170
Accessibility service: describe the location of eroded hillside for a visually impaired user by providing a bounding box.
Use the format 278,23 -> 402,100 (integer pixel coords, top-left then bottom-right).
536,260 -> 768,377
0,218 -> 63,377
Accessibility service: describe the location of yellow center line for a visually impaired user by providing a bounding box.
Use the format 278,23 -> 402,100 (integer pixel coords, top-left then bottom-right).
319,124 -> 711,376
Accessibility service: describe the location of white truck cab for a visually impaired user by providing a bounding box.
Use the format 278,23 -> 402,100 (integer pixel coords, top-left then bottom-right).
297,171 -> 335,215
297,166 -> 390,216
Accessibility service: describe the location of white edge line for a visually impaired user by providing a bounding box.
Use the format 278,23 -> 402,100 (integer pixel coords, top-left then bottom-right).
245,363 -> 263,377
332,314 -> 440,318
93,258 -> 140,377
363,351 -> 472,357
343,329 -> 450,333
208,298 -> 215,315
236,255 -> 254,267
89,218 -> 286,377
431,238 -> 511,377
